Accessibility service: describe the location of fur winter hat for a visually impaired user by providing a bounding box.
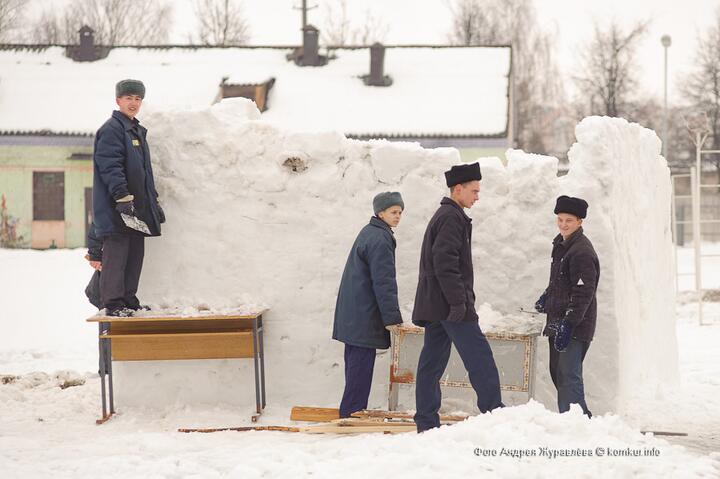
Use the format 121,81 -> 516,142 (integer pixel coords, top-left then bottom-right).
445,162 -> 482,187
554,195 -> 589,219
115,79 -> 145,99
373,191 -> 404,215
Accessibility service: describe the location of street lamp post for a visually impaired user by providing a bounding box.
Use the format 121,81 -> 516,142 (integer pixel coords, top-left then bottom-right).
661,34 -> 672,159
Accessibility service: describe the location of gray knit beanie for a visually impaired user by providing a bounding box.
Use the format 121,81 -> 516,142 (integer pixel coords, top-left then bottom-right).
373,191 -> 404,215
115,79 -> 146,99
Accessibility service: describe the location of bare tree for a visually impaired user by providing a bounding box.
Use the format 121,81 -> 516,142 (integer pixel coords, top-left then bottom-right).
682,10 -> 720,179
322,0 -> 351,46
446,0 -> 565,155
575,20 -> 648,118
322,0 -> 389,46
27,0 -> 171,45
195,0 -> 250,46
0,0 -> 28,42
352,9 -> 389,46
85,0 -> 172,45
447,0 -> 501,46
29,7 -> 85,44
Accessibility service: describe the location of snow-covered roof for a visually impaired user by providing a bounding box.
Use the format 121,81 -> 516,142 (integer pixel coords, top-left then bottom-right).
0,45 -> 511,138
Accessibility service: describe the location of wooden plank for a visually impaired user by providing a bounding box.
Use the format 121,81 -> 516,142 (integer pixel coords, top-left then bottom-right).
353,409 -> 468,422
332,418 -> 413,426
179,422 -> 417,434
640,430 -> 688,437
109,319 -> 252,335
179,426 -> 300,433
393,324 -> 537,341
111,332 -> 254,361
290,407 -> 468,423
87,311 -> 266,323
290,406 -> 340,422
304,424 -> 416,434
103,332 -> 252,339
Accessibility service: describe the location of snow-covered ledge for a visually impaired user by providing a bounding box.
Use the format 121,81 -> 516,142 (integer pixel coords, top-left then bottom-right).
115,100 -> 676,416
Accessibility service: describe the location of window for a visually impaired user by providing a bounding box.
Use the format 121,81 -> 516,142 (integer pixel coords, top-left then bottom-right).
33,171 -> 65,220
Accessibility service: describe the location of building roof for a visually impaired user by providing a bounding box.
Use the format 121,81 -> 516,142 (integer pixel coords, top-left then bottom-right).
0,44 -> 511,138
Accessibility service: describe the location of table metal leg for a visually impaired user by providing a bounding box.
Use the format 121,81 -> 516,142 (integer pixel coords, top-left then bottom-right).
528,336 -> 537,401
98,324 -> 107,420
388,381 -> 399,411
388,330 -> 399,411
107,337 -> 115,414
252,318 -> 261,416
258,315 -> 266,409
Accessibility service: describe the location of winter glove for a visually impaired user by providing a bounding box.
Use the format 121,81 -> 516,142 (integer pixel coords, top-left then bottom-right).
534,290 -> 548,313
446,303 -> 467,323
157,204 -> 166,224
115,200 -> 136,217
553,317 -> 573,352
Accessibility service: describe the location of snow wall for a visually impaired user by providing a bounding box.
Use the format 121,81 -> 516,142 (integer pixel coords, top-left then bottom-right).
114,98 -> 677,416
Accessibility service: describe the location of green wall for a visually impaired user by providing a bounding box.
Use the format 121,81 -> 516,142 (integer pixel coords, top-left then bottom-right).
458,147 -> 508,163
0,145 -> 93,248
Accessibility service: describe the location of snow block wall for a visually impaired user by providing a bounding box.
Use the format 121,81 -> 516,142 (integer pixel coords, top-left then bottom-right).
116,99 -> 676,416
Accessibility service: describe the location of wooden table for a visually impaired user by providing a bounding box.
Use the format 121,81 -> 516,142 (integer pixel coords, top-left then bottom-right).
86,311 -> 267,424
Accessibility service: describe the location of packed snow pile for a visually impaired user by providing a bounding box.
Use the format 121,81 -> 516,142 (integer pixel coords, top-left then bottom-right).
1,374 -> 718,478
101,99 -> 677,416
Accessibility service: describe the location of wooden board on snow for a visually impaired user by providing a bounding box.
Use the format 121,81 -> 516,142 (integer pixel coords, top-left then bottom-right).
290,406 -> 340,422
290,406 -> 468,423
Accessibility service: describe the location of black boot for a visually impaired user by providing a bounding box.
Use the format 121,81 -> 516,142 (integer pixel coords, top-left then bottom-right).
106,307 -> 134,317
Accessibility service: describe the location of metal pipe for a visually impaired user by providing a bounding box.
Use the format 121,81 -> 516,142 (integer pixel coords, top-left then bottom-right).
661,35 -> 672,158
691,162 -> 703,326
671,175 -> 679,291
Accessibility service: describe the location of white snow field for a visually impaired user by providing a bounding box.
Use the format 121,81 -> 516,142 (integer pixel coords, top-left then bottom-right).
1,102 -> 718,477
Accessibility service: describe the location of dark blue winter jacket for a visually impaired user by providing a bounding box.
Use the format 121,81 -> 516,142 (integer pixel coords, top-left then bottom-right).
332,216 -> 403,349
412,197 -> 478,326
92,110 -> 162,238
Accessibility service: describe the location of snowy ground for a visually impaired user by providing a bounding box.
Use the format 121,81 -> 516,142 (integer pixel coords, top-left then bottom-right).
1,248 -> 719,478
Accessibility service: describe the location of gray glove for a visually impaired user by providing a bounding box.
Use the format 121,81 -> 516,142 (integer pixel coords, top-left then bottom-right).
446,303 -> 467,322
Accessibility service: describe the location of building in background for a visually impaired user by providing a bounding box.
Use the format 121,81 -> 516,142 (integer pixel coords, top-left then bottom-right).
0,27 -> 513,248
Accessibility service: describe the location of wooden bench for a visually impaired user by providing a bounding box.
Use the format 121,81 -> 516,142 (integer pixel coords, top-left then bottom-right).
86,311 -> 267,424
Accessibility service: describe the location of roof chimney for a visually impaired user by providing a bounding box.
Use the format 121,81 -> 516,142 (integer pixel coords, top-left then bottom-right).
364,43 -> 392,87
70,25 -> 106,62
302,24 -> 320,66
77,26 -> 95,59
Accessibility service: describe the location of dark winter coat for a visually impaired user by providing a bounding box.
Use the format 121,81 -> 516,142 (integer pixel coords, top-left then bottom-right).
87,222 -> 103,261
84,222 -> 103,308
333,217 -> 403,349
92,110 -> 162,238
412,197 -> 478,327
542,227 -> 600,342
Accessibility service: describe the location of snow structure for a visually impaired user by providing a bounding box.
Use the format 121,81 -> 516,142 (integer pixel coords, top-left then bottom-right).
112,98 -> 676,417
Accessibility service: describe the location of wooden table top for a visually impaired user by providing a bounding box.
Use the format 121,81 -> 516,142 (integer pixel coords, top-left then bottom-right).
86,309 -> 268,323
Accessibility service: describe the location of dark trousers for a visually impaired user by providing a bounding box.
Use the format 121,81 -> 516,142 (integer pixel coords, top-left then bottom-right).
414,320 -> 502,432
548,337 -> 592,417
339,344 -> 376,418
100,233 -> 145,311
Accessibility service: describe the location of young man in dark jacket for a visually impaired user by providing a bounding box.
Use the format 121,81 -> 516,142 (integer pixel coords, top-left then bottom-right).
535,195 -> 600,417
92,79 -> 165,317
412,163 -> 503,432
333,192 -> 405,418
